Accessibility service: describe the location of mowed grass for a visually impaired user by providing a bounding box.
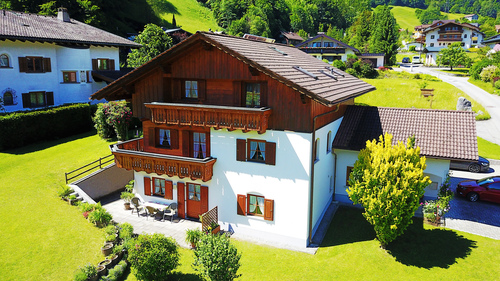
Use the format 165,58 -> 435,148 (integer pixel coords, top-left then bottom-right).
358,76 -> 491,120
158,0 -> 220,33
0,132 -> 112,281
478,137 -> 500,159
468,77 -> 500,96
391,5 -> 465,31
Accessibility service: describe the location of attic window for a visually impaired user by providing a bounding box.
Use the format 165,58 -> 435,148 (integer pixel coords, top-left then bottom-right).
268,46 -> 287,56
325,67 -> 345,78
293,66 -> 318,80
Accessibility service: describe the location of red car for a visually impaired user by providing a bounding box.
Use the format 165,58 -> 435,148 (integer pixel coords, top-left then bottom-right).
456,176 -> 500,203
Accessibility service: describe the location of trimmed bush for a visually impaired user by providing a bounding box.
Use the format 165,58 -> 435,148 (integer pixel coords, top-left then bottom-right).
480,65 -> 500,82
332,60 -> 346,71
0,103 -> 93,151
128,233 -> 180,281
470,59 -> 493,80
193,234 -> 242,281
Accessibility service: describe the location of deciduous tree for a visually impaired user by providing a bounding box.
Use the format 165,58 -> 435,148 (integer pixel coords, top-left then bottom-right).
127,23 -> 172,68
347,133 -> 431,247
437,42 -> 470,70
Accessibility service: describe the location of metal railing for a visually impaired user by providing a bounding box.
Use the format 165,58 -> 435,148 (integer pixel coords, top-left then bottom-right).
65,154 -> 114,184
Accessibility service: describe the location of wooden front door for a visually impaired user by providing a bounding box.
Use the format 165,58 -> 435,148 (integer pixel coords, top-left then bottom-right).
186,183 -> 208,219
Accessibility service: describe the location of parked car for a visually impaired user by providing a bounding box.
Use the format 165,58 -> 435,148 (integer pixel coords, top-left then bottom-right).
402,57 -> 410,63
450,156 -> 490,173
412,56 -> 421,64
456,176 -> 500,203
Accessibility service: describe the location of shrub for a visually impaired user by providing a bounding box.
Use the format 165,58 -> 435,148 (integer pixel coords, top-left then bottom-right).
88,208 -> 112,227
470,59 -> 493,80
128,233 -> 180,281
480,65 -> 499,82
124,180 -> 135,192
193,234 -> 242,281
101,260 -> 127,281
0,103 -> 93,150
185,229 -> 203,247
409,45 -> 416,52
495,80 -> 500,89
74,264 -> 97,281
360,60 -> 379,79
93,101 -> 133,141
57,185 -> 73,199
119,223 -> 134,240
332,60 -> 346,71
345,68 -> 358,77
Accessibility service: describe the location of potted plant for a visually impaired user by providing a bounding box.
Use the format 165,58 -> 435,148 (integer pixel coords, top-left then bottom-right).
88,208 -> 113,228
419,81 -> 434,97
68,194 -> 77,205
210,221 -> 220,234
98,258 -> 112,270
74,263 -> 98,281
96,265 -> 107,278
101,242 -> 114,257
185,229 -> 203,248
120,191 -> 135,210
57,185 -> 73,201
104,225 -> 118,244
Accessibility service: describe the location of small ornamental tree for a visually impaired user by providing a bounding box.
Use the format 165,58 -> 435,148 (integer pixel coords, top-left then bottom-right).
128,233 -> 180,281
193,234 -> 242,281
93,101 -> 132,140
347,133 -> 431,247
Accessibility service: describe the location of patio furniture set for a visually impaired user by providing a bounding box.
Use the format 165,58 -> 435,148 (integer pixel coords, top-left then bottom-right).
131,197 -> 177,222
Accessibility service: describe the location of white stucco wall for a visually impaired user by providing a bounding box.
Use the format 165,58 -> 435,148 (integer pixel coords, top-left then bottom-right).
0,41 -> 116,112
334,149 -> 450,203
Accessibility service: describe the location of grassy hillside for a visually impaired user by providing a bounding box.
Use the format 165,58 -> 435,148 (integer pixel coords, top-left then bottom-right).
154,0 -> 220,33
391,5 -> 465,31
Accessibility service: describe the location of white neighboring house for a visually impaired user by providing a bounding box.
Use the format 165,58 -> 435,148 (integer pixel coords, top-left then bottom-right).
414,20 -> 484,65
0,8 -> 140,112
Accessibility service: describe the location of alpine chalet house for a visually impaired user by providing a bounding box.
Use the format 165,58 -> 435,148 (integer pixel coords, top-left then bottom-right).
0,8 -> 140,112
91,31 -> 375,248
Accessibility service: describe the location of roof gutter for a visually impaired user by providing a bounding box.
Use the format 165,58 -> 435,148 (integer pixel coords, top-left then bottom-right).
308,104 -> 340,245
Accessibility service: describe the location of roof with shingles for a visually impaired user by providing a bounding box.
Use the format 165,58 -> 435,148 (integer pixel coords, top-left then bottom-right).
332,105 -> 478,161
92,31 -> 375,106
0,9 -> 140,47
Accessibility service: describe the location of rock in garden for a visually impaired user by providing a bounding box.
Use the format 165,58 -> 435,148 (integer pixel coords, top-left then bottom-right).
457,97 -> 472,111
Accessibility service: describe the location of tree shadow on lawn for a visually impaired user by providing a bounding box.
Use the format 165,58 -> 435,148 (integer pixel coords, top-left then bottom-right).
322,206 -> 477,269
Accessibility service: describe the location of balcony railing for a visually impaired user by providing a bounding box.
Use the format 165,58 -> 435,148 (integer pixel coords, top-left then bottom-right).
299,47 -> 346,54
146,103 -> 272,134
438,29 -> 463,34
437,38 -> 463,42
111,138 -> 217,182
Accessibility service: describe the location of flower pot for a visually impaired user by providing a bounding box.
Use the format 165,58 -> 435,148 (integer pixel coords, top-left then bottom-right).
97,265 -> 107,277
211,225 -> 220,235
110,254 -> 120,266
98,259 -> 112,270
101,242 -> 114,256
124,202 -> 131,210
424,217 -> 440,227
89,274 -> 99,281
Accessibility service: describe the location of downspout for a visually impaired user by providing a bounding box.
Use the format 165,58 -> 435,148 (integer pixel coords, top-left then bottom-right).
308,104 -> 340,244
332,149 -> 337,200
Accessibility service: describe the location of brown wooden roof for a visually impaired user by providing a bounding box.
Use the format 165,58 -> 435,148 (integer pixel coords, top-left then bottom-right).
0,9 -> 140,47
91,32 -> 375,106
332,106 -> 478,161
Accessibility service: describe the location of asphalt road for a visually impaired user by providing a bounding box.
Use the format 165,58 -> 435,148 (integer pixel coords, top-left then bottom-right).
398,65 -> 500,146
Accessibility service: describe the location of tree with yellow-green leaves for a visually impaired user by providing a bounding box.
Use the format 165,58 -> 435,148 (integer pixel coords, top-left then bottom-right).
347,133 -> 431,247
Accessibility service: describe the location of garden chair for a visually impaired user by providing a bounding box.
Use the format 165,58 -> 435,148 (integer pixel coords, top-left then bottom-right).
163,203 -> 177,223
131,197 -> 144,217
145,206 -> 159,220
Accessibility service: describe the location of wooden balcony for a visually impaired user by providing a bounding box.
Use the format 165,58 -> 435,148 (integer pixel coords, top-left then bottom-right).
146,103 -> 272,134
299,47 -> 346,54
111,138 -> 216,182
437,37 -> 463,42
438,29 -> 463,34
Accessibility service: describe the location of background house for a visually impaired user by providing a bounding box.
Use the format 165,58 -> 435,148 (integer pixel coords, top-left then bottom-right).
0,8 -> 140,112
91,31 -> 375,248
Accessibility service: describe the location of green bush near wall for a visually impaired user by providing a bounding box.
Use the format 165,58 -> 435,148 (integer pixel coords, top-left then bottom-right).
0,103 -> 95,151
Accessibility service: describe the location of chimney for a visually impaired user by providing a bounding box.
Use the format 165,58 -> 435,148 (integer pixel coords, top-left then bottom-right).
57,7 -> 70,22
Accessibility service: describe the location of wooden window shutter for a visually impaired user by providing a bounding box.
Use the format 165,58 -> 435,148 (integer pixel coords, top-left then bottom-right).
18,57 -> 27,72
173,80 -> 181,101
236,139 -> 246,161
198,80 -> 206,101
148,128 -> 156,147
264,199 -> 274,221
165,180 -> 173,200
109,59 -> 115,70
200,186 -> 209,214
233,81 -> 242,106
170,130 -> 179,149
22,93 -> 30,108
43,58 -> 51,72
260,82 -> 267,107
144,177 -> 151,196
92,59 -> 98,70
177,182 -> 185,219
237,194 -> 246,216
46,92 -> 54,106
265,141 -> 276,165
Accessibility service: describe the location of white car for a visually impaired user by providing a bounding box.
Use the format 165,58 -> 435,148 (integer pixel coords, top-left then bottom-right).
412,56 -> 421,64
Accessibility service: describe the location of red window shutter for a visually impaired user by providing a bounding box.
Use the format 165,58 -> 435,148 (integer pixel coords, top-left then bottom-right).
236,139 -> 246,161
264,199 -> 274,221
198,80 -> 206,100
18,57 -> 27,72
148,127 -> 156,147
177,182 -> 185,219
144,177 -> 151,196
109,59 -> 115,70
265,141 -> 276,165
165,180 -> 173,200
237,194 -> 246,216
170,130 -> 179,149
22,93 -> 30,108
200,186 -> 208,214
46,92 -> 54,106
92,59 -> 98,70
43,58 -> 51,72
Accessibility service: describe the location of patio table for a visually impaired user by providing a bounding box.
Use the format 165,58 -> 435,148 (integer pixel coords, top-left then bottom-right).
145,201 -> 169,211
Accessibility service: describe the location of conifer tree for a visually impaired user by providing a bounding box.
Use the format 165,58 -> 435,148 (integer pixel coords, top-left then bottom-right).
348,10 -> 373,52
369,5 -> 400,66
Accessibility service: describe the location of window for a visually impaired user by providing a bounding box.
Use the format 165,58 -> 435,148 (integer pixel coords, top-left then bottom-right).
185,81 -> 198,98
154,178 -> 166,196
314,138 -> 320,162
18,57 -> 51,73
324,42 -> 334,47
312,42 -> 321,47
0,54 -> 9,68
188,183 -> 201,201
326,131 -> 332,153
237,194 -> 274,221
27,57 -> 43,72
144,177 -> 173,199
193,132 -> 207,159
464,34 -> 467,38
22,91 -> 54,108
245,83 -> 261,107
431,35 -> 435,39
92,58 -> 115,71
3,91 -> 13,105
346,166 -> 354,186
430,43 -> 434,47
158,129 -> 171,148
63,71 -> 77,83
236,139 -> 276,165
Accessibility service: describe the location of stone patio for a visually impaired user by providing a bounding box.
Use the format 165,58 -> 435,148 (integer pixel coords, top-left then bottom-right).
101,192 -> 200,249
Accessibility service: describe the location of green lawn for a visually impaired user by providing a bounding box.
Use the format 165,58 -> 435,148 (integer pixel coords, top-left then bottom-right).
468,77 -> 500,96
391,5 -> 464,31
0,132 -> 112,280
157,0 -> 220,33
437,68 -> 470,77
358,76 -> 491,120
478,137 -> 500,159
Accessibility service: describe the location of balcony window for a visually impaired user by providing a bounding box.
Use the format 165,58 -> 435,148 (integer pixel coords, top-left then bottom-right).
324,42 -> 334,47
185,81 -> 198,98
312,42 -> 321,47
193,132 -> 207,159
159,129 -> 171,148
97,59 -> 108,70
245,83 -> 261,107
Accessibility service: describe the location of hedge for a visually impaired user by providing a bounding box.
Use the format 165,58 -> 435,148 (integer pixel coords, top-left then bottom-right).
0,103 -> 95,151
